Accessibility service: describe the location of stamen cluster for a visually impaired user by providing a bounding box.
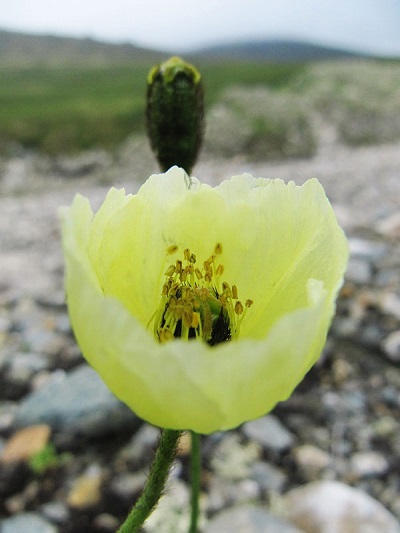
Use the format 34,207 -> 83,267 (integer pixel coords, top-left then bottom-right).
153,243 -> 253,345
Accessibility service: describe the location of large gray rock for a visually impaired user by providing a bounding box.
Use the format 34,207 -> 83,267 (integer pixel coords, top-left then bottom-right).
282,480 -> 400,533
13,364 -> 139,438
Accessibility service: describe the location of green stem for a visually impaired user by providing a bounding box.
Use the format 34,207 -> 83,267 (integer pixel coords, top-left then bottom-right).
189,431 -> 201,533
117,429 -> 182,533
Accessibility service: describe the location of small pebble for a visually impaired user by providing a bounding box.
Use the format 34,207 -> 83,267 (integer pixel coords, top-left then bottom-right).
0,512 -> 57,533
92,513 -> 120,532
116,423 -> 160,468
348,237 -> 388,262
377,211 -> 400,239
0,401 -> 18,433
292,444 -> 332,480
0,424 -> 51,463
350,451 -> 389,479
35,290 -> 67,309
40,501 -> 70,525
381,330 -> 400,362
332,357 -> 353,384
54,313 -> 71,334
380,292 -> 400,320
250,461 -> 287,492
67,464 -> 103,509
211,433 -> 260,480
109,471 -> 147,505
0,316 -> 12,333
242,415 -> 295,454
345,258 -> 373,285
143,479 -> 192,533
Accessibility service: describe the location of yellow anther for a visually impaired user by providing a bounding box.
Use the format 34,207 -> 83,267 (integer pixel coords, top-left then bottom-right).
184,248 -> 191,261
245,299 -> 253,308
216,264 -> 224,277
170,282 -> 180,294
165,265 -> 176,277
195,268 -> 203,280
232,285 -> 238,299
182,309 -> 193,328
204,258 -> 213,269
175,260 -> 182,274
168,296 -> 177,310
162,283 -> 169,295
189,253 -> 197,264
159,329 -> 174,343
166,244 -> 178,255
191,312 -> 200,329
214,243 -> 223,255
235,301 -> 244,315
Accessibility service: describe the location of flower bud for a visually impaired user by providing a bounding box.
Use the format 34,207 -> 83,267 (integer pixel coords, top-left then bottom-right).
146,56 -> 204,174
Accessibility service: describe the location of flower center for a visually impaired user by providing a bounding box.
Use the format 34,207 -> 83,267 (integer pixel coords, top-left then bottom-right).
152,243 -> 253,346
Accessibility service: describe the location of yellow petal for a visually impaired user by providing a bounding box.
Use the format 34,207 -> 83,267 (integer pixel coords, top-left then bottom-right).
61,168 -> 348,434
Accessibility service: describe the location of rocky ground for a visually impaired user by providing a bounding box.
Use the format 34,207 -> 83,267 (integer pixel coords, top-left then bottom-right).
1,130 -> 400,532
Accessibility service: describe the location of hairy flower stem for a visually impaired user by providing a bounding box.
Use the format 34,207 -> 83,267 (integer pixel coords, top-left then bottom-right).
189,431 -> 201,533
117,429 -> 182,533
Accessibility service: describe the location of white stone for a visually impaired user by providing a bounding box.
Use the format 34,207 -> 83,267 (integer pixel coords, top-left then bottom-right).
293,444 -> 332,479
377,212 -> 400,239
283,480 -> 400,533
350,451 -> 389,479
381,330 -> 400,362
348,237 -> 387,261
380,293 -> 400,320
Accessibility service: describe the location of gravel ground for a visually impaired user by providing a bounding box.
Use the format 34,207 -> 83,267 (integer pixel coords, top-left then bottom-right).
1,133 -> 400,532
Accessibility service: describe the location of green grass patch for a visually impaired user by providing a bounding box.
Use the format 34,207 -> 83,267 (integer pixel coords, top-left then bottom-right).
198,61 -> 306,104
0,61 -> 304,154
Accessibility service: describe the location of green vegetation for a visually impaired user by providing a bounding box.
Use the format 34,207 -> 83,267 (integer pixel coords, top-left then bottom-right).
198,61 -> 305,99
205,85 -> 316,159
0,61 -> 304,154
0,64 -> 150,153
2,58 -> 400,156
29,442 -> 71,475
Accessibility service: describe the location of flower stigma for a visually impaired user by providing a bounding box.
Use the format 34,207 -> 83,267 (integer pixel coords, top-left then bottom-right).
152,243 -> 253,346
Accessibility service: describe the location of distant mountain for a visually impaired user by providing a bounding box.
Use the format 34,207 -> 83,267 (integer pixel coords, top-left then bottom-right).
192,39 -> 370,62
0,29 -> 374,68
0,29 -> 168,67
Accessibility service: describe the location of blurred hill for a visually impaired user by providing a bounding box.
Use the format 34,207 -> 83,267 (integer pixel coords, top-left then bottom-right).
0,29 -> 373,67
0,29 -> 168,67
193,39 -> 370,62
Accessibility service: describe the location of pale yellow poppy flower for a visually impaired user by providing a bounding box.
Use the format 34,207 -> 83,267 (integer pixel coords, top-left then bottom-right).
61,167 -> 348,434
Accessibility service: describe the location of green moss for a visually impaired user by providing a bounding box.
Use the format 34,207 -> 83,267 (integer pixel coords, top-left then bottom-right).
29,443 -> 71,475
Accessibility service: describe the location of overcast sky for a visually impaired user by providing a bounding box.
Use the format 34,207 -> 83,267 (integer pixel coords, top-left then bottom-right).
2,0 -> 400,56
